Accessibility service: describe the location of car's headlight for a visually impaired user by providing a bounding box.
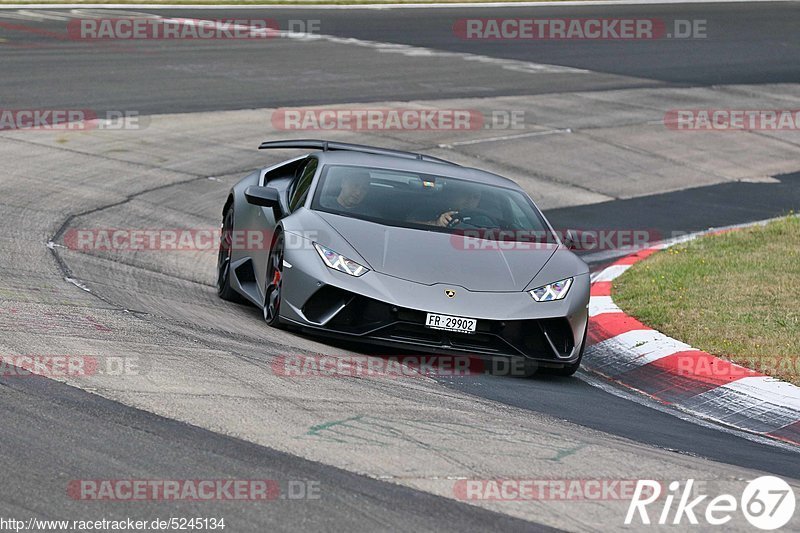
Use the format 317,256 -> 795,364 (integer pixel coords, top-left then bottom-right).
529,277 -> 573,302
313,243 -> 369,277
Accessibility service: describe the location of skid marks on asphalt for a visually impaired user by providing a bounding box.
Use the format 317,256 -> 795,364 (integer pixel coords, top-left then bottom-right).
303,414 -> 588,463
0,303 -> 114,336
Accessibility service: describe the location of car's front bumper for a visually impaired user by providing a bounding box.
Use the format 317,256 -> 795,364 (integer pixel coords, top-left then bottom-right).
280,240 -> 589,362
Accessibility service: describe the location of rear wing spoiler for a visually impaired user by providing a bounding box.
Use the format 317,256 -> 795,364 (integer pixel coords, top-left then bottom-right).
258,139 -> 457,166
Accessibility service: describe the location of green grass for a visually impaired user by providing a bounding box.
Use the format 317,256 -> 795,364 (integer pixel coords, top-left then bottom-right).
613,215 -> 800,385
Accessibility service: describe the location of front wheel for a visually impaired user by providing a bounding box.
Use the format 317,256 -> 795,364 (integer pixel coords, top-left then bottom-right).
263,232 -> 285,328
546,358 -> 581,377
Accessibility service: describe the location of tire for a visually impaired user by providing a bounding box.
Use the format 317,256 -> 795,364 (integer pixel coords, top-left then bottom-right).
217,207 -> 245,303
263,231 -> 286,328
546,358 -> 581,377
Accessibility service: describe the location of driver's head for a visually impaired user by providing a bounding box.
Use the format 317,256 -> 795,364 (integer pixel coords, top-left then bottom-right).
449,181 -> 482,210
337,169 -> 370,208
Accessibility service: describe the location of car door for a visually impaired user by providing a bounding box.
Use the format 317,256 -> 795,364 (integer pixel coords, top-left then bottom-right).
254,157 -> 318,300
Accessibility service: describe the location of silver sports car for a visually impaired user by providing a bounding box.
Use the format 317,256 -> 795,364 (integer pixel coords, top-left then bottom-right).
217,140 -> 590,375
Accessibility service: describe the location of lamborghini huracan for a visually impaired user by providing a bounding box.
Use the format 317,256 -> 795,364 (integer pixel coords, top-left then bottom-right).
217,140 -> 590,375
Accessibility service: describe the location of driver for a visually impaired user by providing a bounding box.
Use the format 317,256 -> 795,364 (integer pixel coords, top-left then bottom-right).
411,181 -> 482,227
336,171 -> 371,211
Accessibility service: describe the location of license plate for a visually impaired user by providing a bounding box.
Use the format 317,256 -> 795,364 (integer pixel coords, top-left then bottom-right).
425,313 -> 477,334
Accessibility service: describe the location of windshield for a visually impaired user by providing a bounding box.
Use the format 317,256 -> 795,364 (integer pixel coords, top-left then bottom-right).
311,165 -> 555,243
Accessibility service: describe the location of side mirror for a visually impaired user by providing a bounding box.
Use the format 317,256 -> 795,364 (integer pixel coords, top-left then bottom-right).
564,229 -> 579,250
244,186 -> 280,208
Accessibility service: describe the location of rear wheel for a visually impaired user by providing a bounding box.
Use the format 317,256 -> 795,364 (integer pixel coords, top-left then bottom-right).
263,232 -> 285,328
217,207 -> 244,302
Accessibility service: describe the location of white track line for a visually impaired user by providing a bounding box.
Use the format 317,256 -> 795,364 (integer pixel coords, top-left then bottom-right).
294,33 -> 588,74
438,128 -> 572,148
0,10 -> 589,75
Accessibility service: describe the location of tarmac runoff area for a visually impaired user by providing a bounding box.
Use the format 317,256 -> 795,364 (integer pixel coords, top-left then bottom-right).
1,85 -> 800,530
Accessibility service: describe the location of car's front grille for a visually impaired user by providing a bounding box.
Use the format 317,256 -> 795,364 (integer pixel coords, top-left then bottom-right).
302,287 -> 575,359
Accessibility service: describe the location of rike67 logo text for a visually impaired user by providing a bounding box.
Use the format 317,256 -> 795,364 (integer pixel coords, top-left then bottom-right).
626,477 -> 795,530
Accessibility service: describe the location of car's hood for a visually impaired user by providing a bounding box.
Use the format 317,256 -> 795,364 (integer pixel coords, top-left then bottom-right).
315,212 -> 557,292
